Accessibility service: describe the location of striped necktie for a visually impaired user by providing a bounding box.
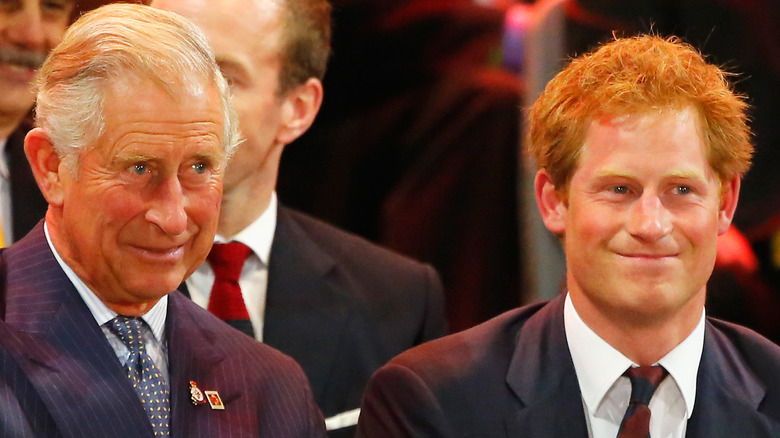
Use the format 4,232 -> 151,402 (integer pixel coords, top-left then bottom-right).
617,365 -> 668,438
109,316 -> 170,436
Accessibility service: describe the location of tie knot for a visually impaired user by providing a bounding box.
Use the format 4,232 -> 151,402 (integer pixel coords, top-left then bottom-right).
109,316 -> 146,354
624,365 -> 668,405
208,241 -> 251,281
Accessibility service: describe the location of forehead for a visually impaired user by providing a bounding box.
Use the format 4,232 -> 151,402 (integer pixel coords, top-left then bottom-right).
156,0 -> 283,46
154,0 -> 283,77
0,0 -> 75,21
575,108 -> 711,178
98,77 -> 225,155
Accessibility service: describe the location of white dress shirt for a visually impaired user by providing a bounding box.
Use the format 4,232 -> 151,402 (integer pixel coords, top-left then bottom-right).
44,222 -> 169,380
186,193 -> 276,342
0,137 -> 12,244
564,293 -> 704,438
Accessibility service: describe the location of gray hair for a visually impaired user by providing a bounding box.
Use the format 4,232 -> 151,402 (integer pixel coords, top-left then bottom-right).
33,3 -> 242,174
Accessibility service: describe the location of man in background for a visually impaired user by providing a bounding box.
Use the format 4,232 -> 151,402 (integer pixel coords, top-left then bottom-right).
0,0 -> 141,246
3,4 -> 325,436
152,0 -> 448,435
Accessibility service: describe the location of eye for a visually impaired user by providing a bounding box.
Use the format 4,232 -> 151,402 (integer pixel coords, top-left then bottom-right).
130,163 -> 148,176
0,0 -> 21,13
673,185 -> 691,195
41,0 -> 73,19
192,162 -> 207,174
612,185 -> 628,194
42,0 -> 68,12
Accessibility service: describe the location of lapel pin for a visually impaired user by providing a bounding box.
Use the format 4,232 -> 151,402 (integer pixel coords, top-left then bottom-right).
205,390 -> 225,410
189,381 -> 207,406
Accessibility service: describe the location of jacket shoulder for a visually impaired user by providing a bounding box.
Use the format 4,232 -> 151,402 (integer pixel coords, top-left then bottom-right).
707,317 -> 780,383
279,207 -> 434,273
388,301 -> 548,382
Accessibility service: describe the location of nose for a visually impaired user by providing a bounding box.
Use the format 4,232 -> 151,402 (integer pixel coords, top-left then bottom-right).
626,192 -> 673,242
145,176 -> 188,236
6,6 -> 47,50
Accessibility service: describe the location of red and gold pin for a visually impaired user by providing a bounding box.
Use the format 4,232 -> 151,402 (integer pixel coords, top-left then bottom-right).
205,390 -> 225,410
190,380 -> 225,410
189,381 -> 207,406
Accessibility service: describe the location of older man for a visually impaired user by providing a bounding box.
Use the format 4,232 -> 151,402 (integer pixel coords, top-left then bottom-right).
151,0 -> 448,435
356,35 -> 780,437
2,4 -> 325,437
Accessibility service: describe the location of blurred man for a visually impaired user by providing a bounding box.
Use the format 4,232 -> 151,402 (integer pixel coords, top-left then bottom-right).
151,0 -> 448,435
0,0 -> 136,245
3,4 -> 325,436
357,35 -> 780,437
0,0 -> 76,246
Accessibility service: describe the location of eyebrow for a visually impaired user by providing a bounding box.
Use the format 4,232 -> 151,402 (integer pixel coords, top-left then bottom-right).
592,168 -> 708,181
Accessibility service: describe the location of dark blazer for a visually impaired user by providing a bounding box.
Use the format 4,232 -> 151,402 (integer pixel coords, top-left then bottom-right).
183,206 -> 448,437
356,294 -> 780,437
6,122 -> 48,242
0,223 -> 327,437
266,206 -> 448,436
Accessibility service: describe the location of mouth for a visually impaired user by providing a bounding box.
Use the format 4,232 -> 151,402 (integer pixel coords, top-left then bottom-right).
0,62 -> 36,83
619,253 -> 678,259
0,49 -> 47,82
131,244 -> 186,263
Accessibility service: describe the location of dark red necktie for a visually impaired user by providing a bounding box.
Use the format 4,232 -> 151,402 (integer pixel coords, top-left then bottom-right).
206,242 -> 255,337
617,365 -> 668,438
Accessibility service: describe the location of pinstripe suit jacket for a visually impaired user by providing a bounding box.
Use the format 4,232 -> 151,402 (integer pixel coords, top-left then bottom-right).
0,223 -> 326,437
357,294 -> 780,437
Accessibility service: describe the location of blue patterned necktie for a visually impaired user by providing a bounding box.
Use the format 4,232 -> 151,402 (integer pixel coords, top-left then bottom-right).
617,365 -> 669,438
110,316 -> 170,436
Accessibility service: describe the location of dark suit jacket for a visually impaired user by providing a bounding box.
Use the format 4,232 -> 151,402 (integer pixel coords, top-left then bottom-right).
249,206 -> 448,437
5,122 -> 48,242
356,294 -> 780,437
0,223 -> 327,437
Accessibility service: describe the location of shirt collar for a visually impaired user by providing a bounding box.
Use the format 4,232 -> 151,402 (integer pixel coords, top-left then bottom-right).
0,137 -> 8,180
43,221 -> 168,342
214,191 -> 277,266
564,292 -> 703,420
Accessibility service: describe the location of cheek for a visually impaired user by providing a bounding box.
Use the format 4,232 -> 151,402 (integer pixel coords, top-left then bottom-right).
44,22 -> 70,47
566,205 -> 614,244
186,186 -> 222,226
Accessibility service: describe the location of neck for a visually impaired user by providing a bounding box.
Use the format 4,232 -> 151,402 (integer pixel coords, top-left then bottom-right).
0,112 -> 26,140
569,289 -> 705,366
218,183 -> 273,239
103,300 -> 158,317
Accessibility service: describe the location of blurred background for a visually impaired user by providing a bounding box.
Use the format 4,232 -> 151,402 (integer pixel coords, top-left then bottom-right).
276,0 -> 780,339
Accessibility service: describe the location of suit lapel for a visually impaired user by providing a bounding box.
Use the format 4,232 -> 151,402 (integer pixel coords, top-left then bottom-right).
264,207 -> 351,405
685,321 -> 770,437
3,225 -> 153,438
166,292 -> 233,436
504,295 -> 588,437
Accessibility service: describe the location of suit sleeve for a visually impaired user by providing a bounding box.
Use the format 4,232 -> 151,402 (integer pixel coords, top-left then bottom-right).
418,265 -> 449,344
356,363 -> 452,438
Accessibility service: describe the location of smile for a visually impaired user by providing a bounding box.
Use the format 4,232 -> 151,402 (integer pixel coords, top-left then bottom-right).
131,244 -> 186,262
619,253 -> 678,259
0,62 -> 36,83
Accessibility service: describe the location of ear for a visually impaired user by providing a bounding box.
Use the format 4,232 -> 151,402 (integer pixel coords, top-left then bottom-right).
717,176 -> 741,235
275,77 -> 324,145
535,169 -> 567,235
24,128 -> 65,207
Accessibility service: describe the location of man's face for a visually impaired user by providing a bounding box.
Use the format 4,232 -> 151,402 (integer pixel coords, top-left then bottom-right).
542,107 -> 738,329
153,0 -> 286,194
0,0 -> 75,120
53,77 -> 226,313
